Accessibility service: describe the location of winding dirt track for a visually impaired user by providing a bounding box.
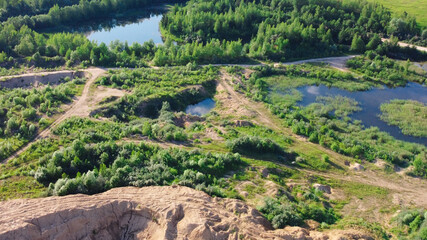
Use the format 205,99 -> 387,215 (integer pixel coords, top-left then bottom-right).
208,55 -> 357,71
1,67 -> 106,164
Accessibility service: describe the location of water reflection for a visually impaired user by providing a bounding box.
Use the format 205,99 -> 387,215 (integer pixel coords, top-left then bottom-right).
85,14 -> 164,44
186,99 -> 216,116
296,82 -> 427,145
43,6 -> 167,45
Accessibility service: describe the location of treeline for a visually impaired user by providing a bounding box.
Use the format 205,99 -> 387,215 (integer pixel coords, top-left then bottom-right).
1,0 -> 178,30
0,23 -> 248,68
0,0 -> 82,21
161,0 -> 422,61
0,0 -> 425,69
153,39 -> 247,66
1,0 -> 426,69
0,24 -> 155,67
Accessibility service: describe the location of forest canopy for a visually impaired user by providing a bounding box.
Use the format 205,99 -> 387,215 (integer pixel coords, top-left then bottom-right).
161,0 -> 421,60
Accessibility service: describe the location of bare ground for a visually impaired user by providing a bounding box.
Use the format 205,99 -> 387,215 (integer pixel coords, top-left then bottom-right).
0,186 -> 374,240
277,55 -> 357,71
382,38 -> 427,53
206,55 -> 358,71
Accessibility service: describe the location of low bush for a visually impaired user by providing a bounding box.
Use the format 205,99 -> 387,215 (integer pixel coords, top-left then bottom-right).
226,136 -> 283,155
259,188 -> 338,229
392,209 -> 427,239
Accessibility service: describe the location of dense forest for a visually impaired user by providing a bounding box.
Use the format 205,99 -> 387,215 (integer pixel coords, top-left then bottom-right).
161,0 -> 422,60
0,0 -> 82,20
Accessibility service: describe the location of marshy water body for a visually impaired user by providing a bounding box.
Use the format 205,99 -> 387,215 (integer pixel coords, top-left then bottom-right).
296,82 -> 427,145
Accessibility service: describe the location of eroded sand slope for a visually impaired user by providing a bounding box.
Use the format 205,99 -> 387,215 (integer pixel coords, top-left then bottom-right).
0,186 -> 373,240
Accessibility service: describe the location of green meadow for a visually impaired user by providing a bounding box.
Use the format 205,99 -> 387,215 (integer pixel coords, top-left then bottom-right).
368,0 -> 427,28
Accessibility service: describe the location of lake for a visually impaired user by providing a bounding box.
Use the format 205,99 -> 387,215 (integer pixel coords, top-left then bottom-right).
186,99 -> 216,116
296,82 -> 427,145
45,6 -> 168,45
85,14 -> 164,45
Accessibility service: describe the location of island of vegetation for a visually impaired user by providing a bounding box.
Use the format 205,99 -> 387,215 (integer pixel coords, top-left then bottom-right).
380,99 -> 427,137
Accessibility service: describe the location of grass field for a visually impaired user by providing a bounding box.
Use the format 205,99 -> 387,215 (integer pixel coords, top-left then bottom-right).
367,0 -> 427,28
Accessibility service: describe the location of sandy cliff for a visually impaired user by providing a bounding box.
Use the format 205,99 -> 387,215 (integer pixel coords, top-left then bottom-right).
0,186 -> 372,240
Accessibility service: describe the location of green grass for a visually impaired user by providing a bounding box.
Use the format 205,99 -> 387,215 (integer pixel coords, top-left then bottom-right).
334,217 -> 390,240
0,176 -> 47,201
262,66 -> 373,92
330,180 -> 389,200
366,0 -> 427,28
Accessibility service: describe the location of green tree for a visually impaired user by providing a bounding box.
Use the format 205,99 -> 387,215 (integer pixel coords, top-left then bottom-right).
422,29 -> 427,40
15,35 -> 35,55
413,155 -> 426,177
366,34 -> 381,50
350,35 -> 365,53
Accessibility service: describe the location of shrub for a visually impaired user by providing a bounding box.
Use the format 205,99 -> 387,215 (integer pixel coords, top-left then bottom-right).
227,136 -> 283,155
258,198 -> 303,228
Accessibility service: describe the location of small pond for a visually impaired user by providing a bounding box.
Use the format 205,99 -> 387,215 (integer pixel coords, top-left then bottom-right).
85,13 -> 164,45
45,6 -> 168,45
186,99 -> 216,116
296,82 -> 427,145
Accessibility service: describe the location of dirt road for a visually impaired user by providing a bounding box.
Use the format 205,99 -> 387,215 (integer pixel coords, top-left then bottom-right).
0,70 -> 75,81
1,67 -> 106,164
382,38 -> 427,53
278,55 -> 357,71
208,55 -> 357,71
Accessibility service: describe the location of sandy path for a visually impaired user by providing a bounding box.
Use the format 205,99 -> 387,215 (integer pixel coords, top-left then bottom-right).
207,55 -> 357,71
1,67 -> 106,164
278,55 -> 357,71
218,70 -> 276,128
0,70 -> 75,81
382,38 -> 427,52
302,167 -> 427,208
